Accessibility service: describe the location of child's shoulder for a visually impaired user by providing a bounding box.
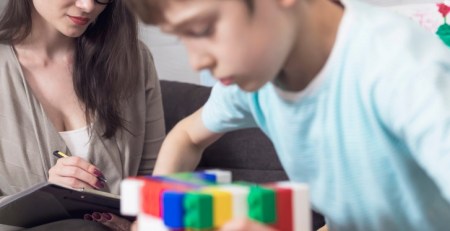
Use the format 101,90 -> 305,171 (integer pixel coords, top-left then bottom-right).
341,1 -> 448,83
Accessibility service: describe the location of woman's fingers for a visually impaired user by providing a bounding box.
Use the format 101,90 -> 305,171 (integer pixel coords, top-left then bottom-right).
54,165 -> 103,188
48,156 -> 105,189
48,175 -> 96,189
103,213 -> 131,231
86,212 -> 131,231
58,156 -> 105,179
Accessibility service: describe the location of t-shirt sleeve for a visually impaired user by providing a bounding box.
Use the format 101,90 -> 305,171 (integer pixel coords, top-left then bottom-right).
375,62 -> 450,202
202,83 -> 258,133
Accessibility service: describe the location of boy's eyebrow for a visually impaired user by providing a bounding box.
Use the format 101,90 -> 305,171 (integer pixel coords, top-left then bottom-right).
161,7 -> 213,33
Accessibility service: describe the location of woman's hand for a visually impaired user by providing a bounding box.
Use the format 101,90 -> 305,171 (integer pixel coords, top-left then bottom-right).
85,212 -> 131,231
219,218 -> 277,231
48,156 -> 105,189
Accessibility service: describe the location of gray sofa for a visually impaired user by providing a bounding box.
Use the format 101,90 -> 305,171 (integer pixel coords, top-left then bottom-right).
160,80 -> 325,230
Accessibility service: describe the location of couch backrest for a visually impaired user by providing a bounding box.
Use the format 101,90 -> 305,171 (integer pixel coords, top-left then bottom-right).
160,80 -> 325,229
160,80 -> 288,183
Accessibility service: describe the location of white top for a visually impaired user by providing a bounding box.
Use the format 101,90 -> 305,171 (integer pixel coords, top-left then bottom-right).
59,126 -> 90,159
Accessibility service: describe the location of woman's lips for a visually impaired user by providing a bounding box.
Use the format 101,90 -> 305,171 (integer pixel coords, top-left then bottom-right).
68,16 -> 90,26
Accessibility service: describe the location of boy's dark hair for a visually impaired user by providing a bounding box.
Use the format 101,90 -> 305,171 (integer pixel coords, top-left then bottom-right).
125,0 -> 254,25
0,0 -> 141,138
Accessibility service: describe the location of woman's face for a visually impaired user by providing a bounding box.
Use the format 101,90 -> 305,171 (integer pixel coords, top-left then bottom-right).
32,0 -> 108,38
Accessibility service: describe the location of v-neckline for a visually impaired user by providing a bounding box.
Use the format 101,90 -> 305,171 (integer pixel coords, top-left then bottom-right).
6,45 -> 101,161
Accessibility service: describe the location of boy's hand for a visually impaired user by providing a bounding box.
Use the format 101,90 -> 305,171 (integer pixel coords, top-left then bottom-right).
219,218 -> 277,231
48,156 -> 105,189
130,218 -> 278,231
131,221 -> 137,231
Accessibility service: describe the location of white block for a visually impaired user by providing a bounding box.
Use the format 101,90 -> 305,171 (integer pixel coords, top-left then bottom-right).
138,213 -> 169,231
120,178 -> 145,216
205,169 -> 232,183
277,182 -> 311,231
217,185 -> 250,219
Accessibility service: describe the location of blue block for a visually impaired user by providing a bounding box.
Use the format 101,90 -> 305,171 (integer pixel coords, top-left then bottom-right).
162,191 -> 185,229
196,172 -> 217,183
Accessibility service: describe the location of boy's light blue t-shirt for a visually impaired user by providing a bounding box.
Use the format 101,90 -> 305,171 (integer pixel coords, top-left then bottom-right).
202,1 -> 450,230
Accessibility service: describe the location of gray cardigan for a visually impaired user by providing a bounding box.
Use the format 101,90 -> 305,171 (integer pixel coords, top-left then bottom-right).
0,43 -> 165,198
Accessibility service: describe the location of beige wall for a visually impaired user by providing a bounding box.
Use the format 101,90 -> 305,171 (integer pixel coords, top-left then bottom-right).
139,25 -> 201,85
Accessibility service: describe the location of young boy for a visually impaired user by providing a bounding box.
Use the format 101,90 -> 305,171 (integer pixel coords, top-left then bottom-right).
126,0 -> 450,230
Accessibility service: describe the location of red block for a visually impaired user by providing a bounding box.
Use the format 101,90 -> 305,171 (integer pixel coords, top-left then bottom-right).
266,184 -> 293,231
141,178 -> 196,218
141,180 -> 165,217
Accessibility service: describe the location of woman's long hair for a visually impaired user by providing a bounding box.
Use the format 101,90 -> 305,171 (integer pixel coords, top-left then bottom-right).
0,0 -> 140,138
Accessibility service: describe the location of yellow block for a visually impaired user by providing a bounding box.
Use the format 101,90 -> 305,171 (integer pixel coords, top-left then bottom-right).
202,188 -> 233,227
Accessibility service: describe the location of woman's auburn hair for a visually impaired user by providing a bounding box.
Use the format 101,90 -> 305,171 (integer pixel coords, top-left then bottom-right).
0,0 -> 142,138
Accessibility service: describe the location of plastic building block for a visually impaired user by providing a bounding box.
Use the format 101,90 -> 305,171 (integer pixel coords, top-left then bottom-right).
121,170 -> 311,231
205,169 -> 232,183
165,172 -> 214,186
138,213 -> 170,231
183,191 -> 213,229
120,178 -> 145,216
277,182 -> 311,231
266,184 -> 293,231
162,190 -> 185,229
141,179 -> 166,217
202,188 -> 232,227
248,185 -> 276,224
196,172 -> 217,183
217,184 -> 250,219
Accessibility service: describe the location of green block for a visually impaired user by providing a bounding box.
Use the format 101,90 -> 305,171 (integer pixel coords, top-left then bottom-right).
183,192 -> 213,229
168,173 -> 213,186
247,185 -> 277,224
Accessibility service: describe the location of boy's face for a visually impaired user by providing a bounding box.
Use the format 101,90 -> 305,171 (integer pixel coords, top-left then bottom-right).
159,0 -> 296,92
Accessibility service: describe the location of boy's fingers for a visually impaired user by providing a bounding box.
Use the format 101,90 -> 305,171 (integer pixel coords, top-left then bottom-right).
219,218 -> 277,231
130,221 -> 138,231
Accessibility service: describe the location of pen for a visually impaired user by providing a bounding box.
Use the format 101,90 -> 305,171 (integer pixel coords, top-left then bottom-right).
52,150 -> 107,183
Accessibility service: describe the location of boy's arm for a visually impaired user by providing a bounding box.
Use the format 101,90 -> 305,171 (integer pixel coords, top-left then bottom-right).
376,63 -> 450,202
153,107 -> 224,175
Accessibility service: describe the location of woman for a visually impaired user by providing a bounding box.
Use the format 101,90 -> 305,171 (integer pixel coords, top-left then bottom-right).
0,0 -> 165,230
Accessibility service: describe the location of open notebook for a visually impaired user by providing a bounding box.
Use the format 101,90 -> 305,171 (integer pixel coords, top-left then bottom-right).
0,182 -> 121,228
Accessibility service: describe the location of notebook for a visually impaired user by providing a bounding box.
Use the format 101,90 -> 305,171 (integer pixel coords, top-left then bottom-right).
0,182 -> 121,228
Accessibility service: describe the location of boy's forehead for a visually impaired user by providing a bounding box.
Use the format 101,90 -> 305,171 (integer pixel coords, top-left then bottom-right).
159,0 -> 219,30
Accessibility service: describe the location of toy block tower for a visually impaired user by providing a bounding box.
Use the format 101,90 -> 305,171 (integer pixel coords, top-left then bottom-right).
120,170 -> 311,231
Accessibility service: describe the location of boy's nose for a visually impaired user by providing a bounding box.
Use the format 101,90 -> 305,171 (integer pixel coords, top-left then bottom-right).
189,52 -> 215,72
75,0 -> 96,13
